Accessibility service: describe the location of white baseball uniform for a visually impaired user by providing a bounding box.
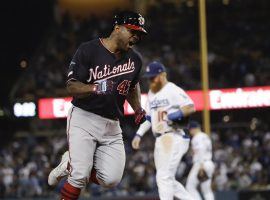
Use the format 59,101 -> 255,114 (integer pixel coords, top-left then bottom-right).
136,82 -> 195,200
186,132 -> 215,200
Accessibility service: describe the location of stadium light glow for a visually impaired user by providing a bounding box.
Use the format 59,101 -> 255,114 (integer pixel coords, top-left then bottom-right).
13,102 -> 36,117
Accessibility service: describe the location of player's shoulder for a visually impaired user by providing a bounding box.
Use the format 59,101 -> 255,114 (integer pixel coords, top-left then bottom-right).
78,38 -> 100,51
197,132 -> 210,140
147,90 -> 154,98
192,134 -> 201,144
166,82 -> 185,93
167,82 -> 180,89
129,48 -> 143,63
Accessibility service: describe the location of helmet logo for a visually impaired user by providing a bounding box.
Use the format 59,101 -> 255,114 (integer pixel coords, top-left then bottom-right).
138,16 -> 145,26
146,66 -> 150,72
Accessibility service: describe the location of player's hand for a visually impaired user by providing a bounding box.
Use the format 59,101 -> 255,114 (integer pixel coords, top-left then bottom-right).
134,108 -> 146,125
93,79 -> 114,95
132,134 -> 141,150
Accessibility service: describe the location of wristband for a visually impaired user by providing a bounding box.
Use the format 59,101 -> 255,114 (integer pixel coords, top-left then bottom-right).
167,110 -> 184,121
145,115 -> 151,122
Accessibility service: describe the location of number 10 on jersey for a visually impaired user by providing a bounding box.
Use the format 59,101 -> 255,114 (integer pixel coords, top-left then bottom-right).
158,111 -> 167,122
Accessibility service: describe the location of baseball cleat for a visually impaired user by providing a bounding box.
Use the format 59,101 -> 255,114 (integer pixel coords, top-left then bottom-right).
48,151 -> 69,186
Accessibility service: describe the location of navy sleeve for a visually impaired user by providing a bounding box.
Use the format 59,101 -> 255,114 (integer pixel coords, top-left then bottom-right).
66,44 -> 90,83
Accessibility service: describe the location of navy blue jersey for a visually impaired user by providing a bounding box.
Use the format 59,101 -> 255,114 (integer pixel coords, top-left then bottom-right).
67,38 -> 142,120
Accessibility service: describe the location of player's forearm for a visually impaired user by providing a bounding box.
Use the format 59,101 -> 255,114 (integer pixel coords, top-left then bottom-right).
136,120 -> 151,137
126,83 -> 142,111
180,104 -> 196,117
66,80 -> 96,98
168,104 -> 195,121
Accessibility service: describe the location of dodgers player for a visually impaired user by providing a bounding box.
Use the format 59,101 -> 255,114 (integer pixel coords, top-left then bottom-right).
132,61 -> 196,200
47,11 -> 147,200
186,121 -> 215,200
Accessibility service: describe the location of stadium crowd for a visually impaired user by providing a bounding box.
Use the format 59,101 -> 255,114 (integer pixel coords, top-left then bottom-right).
0,120 -> 270,198
13,0 -> 270,100
3,0 -> 270,198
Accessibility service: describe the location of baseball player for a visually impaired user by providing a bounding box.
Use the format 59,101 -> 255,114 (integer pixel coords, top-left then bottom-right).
47,11 -> 147,200
132,61 -> 196,200
186,121 -> 215,200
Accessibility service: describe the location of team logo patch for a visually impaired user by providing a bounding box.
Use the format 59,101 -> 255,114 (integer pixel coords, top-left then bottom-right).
138,16 -> 145,26
68,61 -> 76,77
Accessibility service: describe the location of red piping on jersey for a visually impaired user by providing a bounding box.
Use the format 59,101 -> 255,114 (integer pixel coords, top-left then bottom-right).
67,107 -> 74,176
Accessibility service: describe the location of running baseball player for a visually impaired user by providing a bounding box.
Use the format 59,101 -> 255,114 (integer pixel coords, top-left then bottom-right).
186,121 -> 215,200
47,11 -> 147,200
132,61 -> 196,200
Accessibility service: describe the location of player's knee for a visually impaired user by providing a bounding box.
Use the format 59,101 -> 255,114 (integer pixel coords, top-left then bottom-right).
97,174 -> 122,188
156,171 -> 174,185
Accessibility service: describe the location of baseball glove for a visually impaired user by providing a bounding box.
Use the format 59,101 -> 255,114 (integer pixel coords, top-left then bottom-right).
197,167 -> 209,182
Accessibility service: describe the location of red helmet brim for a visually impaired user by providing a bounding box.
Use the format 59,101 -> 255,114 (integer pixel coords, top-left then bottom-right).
123,24 -> 147,34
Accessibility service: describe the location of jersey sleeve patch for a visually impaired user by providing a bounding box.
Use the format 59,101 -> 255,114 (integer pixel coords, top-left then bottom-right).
66,44 -> 91,83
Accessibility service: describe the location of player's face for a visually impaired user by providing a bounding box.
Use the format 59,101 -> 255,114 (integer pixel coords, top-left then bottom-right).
117,26 -> 142,51
149,74 -> 162,93
189,129 -> 195,136
189,128 -> 200,136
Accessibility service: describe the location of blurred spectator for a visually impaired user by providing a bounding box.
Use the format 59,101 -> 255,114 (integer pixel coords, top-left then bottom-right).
0,120 -> 270,197
12,0 -> 270,100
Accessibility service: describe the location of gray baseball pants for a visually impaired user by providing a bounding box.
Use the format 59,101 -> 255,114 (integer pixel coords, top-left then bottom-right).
66,106 -> 126,189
